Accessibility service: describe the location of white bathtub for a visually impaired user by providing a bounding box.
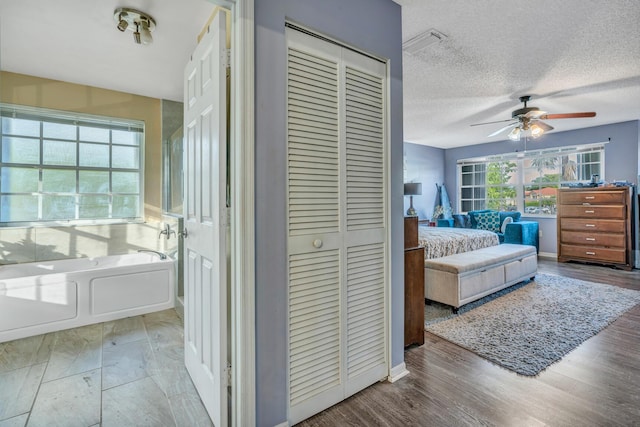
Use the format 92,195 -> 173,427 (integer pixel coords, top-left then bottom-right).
0,253 -> 175,343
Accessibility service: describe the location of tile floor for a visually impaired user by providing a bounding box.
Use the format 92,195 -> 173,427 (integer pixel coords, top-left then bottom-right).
0,309 -> 212,427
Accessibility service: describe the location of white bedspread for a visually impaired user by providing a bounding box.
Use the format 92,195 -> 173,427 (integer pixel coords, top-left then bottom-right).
418,226 -> 499,261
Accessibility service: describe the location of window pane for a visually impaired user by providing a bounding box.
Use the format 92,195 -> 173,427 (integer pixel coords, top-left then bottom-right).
461,165 -> 473,173
461,201 -> 473,212
473,200 -> 485,210
2,137 -> 40,164
78,195 -> 109,218
1,106 -> 143,224
461,173 -> 473,186
113,195 -> 139,218
43,140 -> 77,165
79,143 -> 109,167
1,195 -> 38,221
43,169 -> 76,193
1,167 -> 39,192
2,117 -> 40,137
42,195 -> 76,220
43,122 -> 76,140
112,146 -> 139,169
79,126 -> 109,143
79,171 -> 109,193
461,188 -> 472,199
112,171 -> 139,193
112,130 -> 141,146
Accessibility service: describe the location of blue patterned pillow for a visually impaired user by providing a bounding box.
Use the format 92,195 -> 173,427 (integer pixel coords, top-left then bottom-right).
474,211 -> 501,232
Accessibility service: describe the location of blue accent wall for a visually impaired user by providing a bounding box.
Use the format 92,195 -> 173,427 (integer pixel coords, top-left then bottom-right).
254,1 -> 403,425
403,142 -> 445,220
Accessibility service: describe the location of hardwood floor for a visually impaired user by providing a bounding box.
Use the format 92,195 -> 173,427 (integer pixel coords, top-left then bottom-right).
297,259 -> 640,427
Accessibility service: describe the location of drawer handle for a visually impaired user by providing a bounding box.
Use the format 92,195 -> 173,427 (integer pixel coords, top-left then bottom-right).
584,196 -> 595,200
585,224 -> 596,227
586,251 -> 596,255
584,210 -> 595,214
585,237 -> 596,241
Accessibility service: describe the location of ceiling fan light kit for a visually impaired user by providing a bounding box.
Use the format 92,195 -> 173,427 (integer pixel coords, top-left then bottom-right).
472,95 -> 596,141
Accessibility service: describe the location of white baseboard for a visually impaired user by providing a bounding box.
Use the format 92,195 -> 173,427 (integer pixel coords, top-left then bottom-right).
537,251 -> 556,260
273,422 -> 289,427
387,362 -> 409,383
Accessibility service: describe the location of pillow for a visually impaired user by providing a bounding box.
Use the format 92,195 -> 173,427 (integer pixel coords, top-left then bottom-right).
468,209 -> 493,228
452,214 -> 471,228
499,211 -> 521,224
501,216 -> 513,234
474,211 -> 501,232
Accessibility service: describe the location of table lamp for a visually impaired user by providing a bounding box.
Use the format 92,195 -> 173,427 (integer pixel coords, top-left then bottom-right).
404,182 -> 422,216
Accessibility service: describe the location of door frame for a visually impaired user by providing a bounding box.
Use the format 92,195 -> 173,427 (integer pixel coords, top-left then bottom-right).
203,0 -> 255,426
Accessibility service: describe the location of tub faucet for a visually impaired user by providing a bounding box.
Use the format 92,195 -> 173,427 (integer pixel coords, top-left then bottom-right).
159,223 -> 177,240
137,249 -> 167,260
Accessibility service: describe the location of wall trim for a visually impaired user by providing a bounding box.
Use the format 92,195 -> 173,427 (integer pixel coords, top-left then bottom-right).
387,362 -> 409,383
229,0 -> 256,426
537,252 -> 556,260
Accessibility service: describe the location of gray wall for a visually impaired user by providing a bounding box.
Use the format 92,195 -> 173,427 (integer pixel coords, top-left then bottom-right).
254,1 -> 403,425
403,142 -> 445,220
443,120 -> 640,254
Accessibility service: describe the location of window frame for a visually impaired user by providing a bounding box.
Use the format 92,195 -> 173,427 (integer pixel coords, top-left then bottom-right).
0,103 -> 145,227
457,143 -> 606,217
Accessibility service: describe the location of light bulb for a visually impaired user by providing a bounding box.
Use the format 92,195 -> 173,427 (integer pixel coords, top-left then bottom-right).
117,17 -> 128,32
508,127 -> 521,141
530,123 -> 544,138
140,20 -> 153,45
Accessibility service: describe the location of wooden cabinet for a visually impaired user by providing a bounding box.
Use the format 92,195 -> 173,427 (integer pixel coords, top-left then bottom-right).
404,217 -> 424,347
557,187 -> 632,270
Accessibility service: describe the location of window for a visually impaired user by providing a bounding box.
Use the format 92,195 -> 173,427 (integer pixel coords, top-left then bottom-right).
458,143 -> 604,216
0,104 -> 144,225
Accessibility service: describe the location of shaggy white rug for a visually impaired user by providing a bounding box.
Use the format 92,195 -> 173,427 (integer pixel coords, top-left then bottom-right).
425,273 -> 640,376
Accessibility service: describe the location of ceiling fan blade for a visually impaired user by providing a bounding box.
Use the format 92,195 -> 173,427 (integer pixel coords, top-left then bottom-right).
470,118 -> 515,127
539,112 -> 596,120
487,122 -> 517,137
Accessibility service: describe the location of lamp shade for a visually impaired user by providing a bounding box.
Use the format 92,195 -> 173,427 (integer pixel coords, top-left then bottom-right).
404,182 -> 422,196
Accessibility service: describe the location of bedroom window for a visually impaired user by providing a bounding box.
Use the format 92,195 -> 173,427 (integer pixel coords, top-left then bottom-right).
458,143 -> 605,216
0,104 -> 144,226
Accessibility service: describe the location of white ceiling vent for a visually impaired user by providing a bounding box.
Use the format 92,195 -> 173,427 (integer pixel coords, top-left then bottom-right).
402,28 -> 447,55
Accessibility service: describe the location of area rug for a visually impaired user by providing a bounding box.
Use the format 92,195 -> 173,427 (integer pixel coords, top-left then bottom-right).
425,273 -> 640,376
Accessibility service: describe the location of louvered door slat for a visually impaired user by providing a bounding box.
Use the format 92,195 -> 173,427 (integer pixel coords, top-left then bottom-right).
346,243 -> 385,381
345,67 -> 384,231
288,250 -> 341,407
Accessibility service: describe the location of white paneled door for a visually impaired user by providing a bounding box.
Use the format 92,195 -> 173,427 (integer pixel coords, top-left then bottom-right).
286,27 -> 388,424
183,12 -> 228,427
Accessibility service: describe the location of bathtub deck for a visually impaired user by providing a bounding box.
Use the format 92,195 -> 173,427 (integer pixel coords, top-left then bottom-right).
0,309 -> 212,426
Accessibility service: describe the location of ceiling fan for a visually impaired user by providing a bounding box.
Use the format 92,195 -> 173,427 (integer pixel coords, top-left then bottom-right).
471,95 -> 596,141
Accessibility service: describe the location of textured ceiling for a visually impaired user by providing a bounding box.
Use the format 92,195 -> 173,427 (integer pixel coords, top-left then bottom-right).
396,0 -> 640,148
1,1 -> 638,147
0,0 -> 216,102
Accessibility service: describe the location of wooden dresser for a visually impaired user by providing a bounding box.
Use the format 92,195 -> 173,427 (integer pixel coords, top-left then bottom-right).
557,186 -> 632,270
404,216 -> 425,347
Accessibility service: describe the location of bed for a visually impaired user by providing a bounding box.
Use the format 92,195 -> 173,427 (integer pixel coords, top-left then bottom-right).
418,225 -> 499,260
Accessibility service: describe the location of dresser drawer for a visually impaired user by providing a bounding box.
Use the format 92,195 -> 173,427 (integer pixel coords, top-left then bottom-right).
559,205 -> 625,219
560,244 -> 626,264
560,231 -> 625,248
560,218 -> 626,233
560,190 -> 626,205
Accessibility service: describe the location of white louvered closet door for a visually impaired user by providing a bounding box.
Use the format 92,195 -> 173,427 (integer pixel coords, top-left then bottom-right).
286,28 -> 388,424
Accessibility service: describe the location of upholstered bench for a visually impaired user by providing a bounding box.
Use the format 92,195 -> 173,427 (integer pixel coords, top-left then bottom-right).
424,243 -> 537,311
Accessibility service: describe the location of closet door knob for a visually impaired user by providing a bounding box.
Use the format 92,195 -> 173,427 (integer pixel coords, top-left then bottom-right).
313,239 -> 323,248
